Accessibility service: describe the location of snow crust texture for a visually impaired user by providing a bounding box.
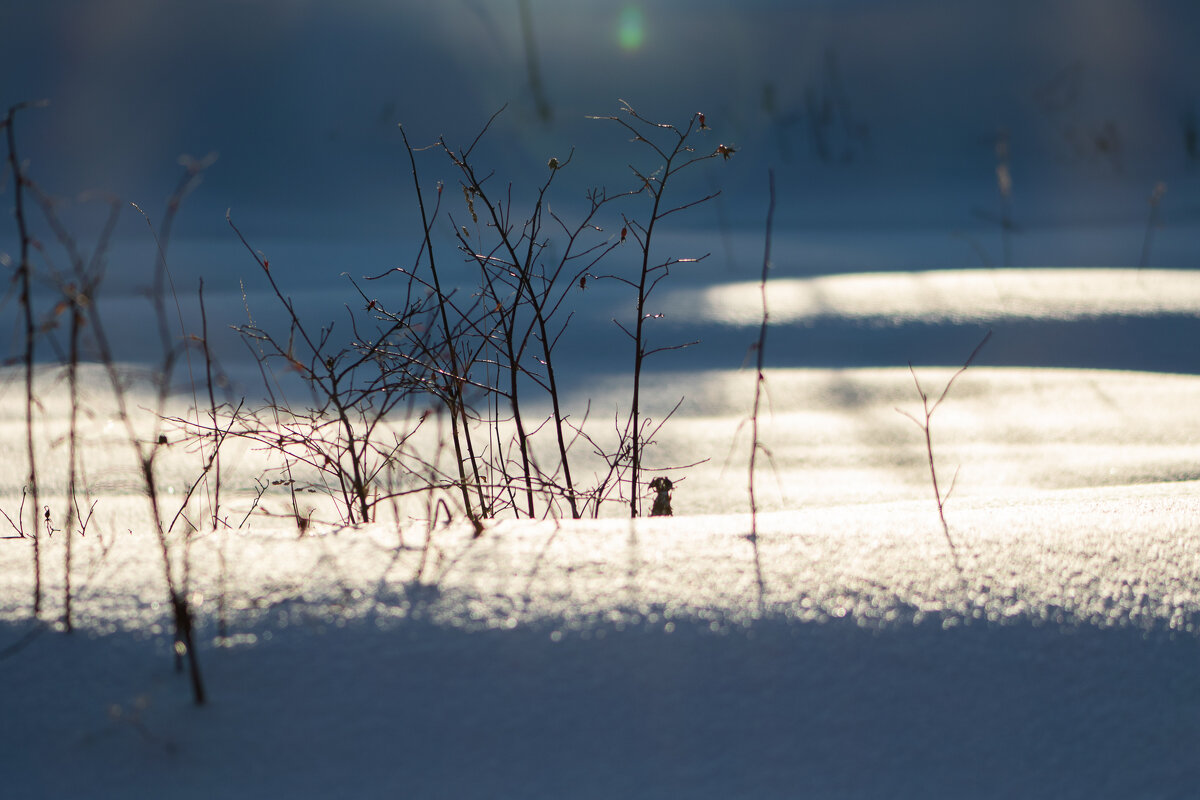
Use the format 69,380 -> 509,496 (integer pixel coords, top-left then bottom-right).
3,360 -> 1200,798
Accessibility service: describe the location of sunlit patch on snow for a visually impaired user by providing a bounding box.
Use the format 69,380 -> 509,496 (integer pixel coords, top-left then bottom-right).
671,269 -> 1200,326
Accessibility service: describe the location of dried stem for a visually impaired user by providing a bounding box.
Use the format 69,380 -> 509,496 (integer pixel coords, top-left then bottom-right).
592,100 -> 726,515
897,330 -> 992,572
4,101 -> 46,615
746,169 -> 776,612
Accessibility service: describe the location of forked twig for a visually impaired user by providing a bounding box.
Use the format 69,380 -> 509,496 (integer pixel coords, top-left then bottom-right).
896,330 -> 992,572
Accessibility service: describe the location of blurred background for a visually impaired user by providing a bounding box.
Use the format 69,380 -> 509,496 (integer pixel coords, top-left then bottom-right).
4,0 -> 1200,377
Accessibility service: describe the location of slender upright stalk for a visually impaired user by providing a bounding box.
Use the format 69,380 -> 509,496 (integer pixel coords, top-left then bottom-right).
1139,181 -> 1166,271
114,167 -> 210,704
627,214 -> 657,517
592,103 -> 723,516
995,131 -> 1013,268
62,285 -> 83,633
5,102 -> 44,615
399,125 -> 484,523
465,234 -> 536,516
516,0 -> 552,122
452,150 -> 596,518
897,331 -> 991,573
198,280 -> 222,530
749,171 -> 776,538
746,170 -> 776,613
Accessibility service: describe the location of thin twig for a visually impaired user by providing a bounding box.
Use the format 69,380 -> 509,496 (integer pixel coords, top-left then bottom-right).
896,330 -> 992,573
747,170 -> 776,613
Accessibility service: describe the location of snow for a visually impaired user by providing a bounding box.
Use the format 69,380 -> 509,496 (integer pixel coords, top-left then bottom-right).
666,268 -> 1200,326
5,1 -> 1200,793
4,268 -> 1200,797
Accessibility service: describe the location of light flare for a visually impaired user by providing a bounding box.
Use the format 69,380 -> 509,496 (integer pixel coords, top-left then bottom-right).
617,5 -> 645,51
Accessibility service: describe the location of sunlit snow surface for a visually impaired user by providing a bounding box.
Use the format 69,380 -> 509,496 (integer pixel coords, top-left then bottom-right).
3,269 -> 1200,798
667,268 -> 1200,325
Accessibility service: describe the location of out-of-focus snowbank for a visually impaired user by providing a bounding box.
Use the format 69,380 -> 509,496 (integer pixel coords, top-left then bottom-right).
574,364 -> 1200,512
667,268 -> 1200,326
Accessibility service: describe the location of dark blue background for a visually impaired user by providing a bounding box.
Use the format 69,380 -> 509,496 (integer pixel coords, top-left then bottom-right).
4,1 -> 1200,380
